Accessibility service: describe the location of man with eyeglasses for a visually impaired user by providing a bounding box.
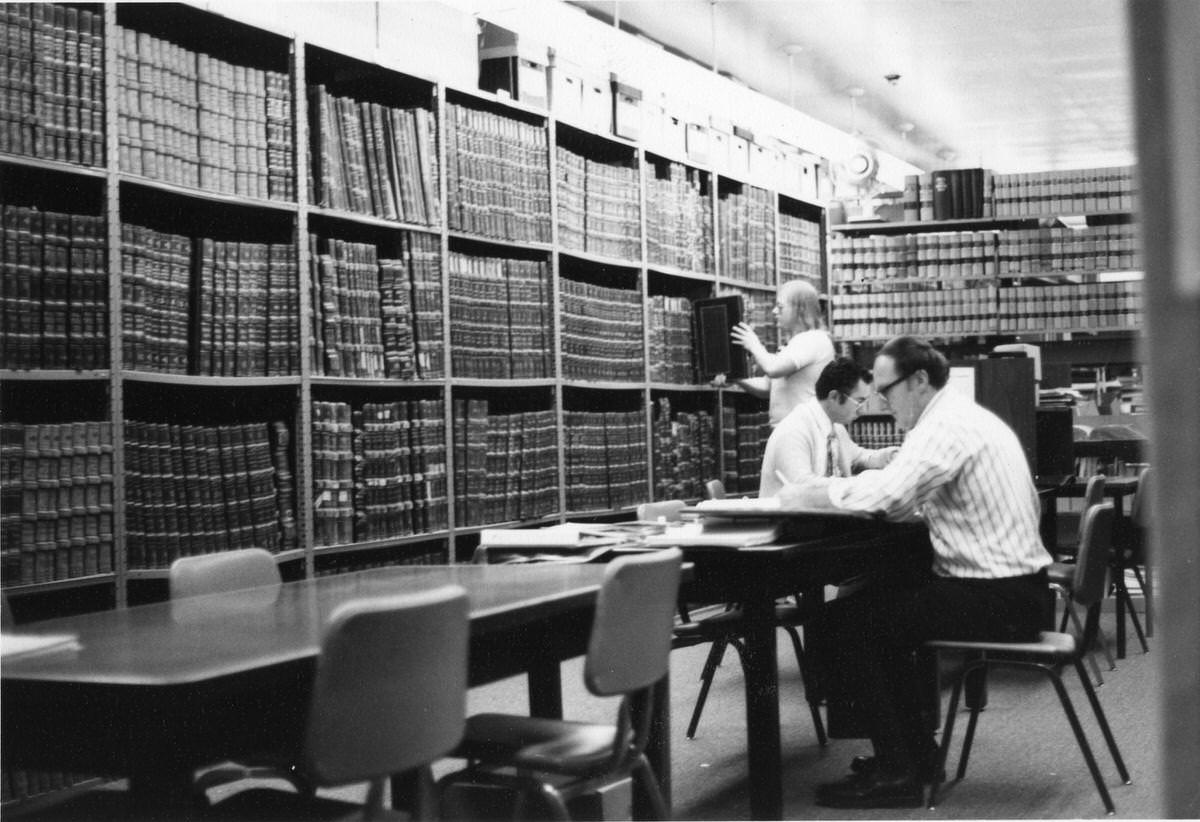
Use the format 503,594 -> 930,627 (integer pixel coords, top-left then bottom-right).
779,335 -> 1052,809
758,357 -> 899,497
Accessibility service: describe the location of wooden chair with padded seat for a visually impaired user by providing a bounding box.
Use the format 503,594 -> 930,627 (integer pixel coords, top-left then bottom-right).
438,548 -> 683,821
200,585 -> 470,821
925,502 -> 1131,815
642,492 -> 827,744
167,548 -> 312,801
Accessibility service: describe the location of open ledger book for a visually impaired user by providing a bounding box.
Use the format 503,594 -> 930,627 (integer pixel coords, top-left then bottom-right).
685,497 -> 879,520
1,632 -> 80,660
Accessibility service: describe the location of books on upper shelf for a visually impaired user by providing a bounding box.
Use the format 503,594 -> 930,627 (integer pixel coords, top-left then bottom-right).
0,205 -> 109,371
644,157 -> 713,275
560,278 -> 643,382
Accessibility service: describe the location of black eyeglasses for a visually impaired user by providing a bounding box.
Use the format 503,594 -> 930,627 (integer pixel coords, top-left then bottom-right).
874,373 -> 909,404
840,392 -> 870,408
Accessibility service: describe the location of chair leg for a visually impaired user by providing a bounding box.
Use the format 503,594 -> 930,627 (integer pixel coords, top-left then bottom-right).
686,637 -> 730,739
1073,659 -> 1132,785
783,625 -> 827,746
1042,666 -> 1117,815
1115,579 -> 1149,655
956,682 -> 985,780
1066,604 -> 1105,685
1137,563 -> 1153,637
533,782 -> 572,822
928,659 -> 966,810
633,755 -> 672,820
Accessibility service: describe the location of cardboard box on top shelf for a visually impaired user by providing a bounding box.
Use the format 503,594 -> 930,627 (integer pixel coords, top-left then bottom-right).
729,124 -> 753,179
580,69 -> 612,134
708,114 -> 732,176
478,20 -> 548,108
684,101 -> 710,166
610,73 -> 642,141
548,49 -> 585,124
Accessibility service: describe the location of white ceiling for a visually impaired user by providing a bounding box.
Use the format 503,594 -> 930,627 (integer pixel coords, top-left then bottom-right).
569,0 -> 1136,175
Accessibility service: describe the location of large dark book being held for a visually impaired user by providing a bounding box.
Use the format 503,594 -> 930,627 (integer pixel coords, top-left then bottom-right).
693,295 -> 749,380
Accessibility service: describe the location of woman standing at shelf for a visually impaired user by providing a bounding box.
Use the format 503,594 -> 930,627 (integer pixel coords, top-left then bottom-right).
719,280 -> 836,425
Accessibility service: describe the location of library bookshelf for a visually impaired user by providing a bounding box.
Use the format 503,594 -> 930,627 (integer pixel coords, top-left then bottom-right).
827,166 -> 1142,450
0,0 -> 828,631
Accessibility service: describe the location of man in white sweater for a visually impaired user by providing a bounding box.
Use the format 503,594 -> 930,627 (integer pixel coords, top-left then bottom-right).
758,356 -> 898,497
779,335 -> 1052,809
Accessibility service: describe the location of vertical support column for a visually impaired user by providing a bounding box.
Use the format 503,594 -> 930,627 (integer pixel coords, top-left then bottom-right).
291,37 -> 315,579
1129,2 -> 1200,817
103,3 -> 127,608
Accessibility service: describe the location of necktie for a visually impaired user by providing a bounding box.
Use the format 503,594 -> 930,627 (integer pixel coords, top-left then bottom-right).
826,431 -> 840,477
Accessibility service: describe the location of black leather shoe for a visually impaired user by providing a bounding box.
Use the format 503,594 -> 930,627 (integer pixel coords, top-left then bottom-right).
849,752 -> 946,783
816,771 -> 924,809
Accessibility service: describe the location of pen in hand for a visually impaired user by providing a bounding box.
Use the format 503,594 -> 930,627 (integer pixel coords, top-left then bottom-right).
775,469 -> 790,487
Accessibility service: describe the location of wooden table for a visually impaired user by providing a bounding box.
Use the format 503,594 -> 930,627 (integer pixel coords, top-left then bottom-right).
675,514 -> 931,821
1,564 -> 629,812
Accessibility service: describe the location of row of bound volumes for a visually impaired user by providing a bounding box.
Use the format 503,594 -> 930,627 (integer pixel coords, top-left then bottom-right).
830,231 -> 997,285
718,183 -> 776,285
121,224 -> 301,376
308,231 -> 444,380
555,145 -> 641,262
1,421 -> 114,587
1,204 -> 108,371
445,101 -> 551,243
0,3 -> 105,167
992,167 -> 1136,217
454,401 -> 558,527
997,224 -> 1140,275
308,86 -> 439,224
645,158 -> 713,274
849,417 -> 904,450
311,399 -> 448,547
648,295 -> 695,384
560,278 -> 643,382
778,211 -> 823,285
116,26 -> 294,200
832,286 -> 1000,341
448,251 -> 553,379
997,281 -> 1143,333
123,419 -> 297,569
720,405 -> 770,495
901,168 -> 993,222
834,279 -> 1143,340
564,408 -> 647,512
652,396 -> 717,502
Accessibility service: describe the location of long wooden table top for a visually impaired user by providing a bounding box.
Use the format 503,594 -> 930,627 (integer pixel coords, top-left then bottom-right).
1,563 -> 609,687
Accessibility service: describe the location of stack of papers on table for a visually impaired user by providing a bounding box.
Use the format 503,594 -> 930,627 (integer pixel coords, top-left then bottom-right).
642,519 -> 782,548
479,523 -> 619,551
1,632 -> 80,660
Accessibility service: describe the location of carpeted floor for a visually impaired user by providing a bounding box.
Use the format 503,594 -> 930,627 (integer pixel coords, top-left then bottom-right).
429,604 -> 1162,820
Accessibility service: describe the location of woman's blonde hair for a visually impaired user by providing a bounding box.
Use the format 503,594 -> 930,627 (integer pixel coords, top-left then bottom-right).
780,280 -> 826,331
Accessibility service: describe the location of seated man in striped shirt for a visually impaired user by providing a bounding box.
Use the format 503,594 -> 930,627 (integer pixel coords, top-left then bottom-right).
778,335 -> 1053,809
758,356 -> 899,497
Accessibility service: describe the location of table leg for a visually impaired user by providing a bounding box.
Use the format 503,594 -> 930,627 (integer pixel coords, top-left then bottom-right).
633,675 -> 672,820
740,596 -> 782,821
528,659 -> 564,718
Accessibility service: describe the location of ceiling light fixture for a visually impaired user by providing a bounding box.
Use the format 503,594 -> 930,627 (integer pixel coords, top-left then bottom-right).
782,43 -> 804,108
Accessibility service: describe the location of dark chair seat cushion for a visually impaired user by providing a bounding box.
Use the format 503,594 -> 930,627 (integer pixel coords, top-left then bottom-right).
455,713 -> 629,777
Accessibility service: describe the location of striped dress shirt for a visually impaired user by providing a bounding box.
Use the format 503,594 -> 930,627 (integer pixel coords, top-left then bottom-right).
827,388 -> 1052,578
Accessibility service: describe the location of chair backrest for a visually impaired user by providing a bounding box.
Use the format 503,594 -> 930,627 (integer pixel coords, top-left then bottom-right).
704,479 -> 726,500
1131,466 -> 1151,529
1072,502 -> 1115,609
584,548 -> 683,697
1075,474 -> 1106,541
305,585 -> 469,787
169,548 -> 281,599
636,499 -> 686,523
